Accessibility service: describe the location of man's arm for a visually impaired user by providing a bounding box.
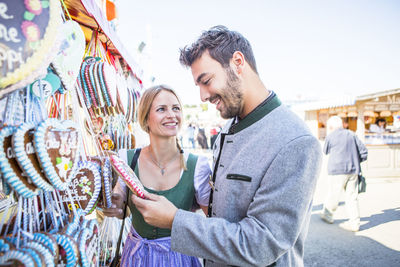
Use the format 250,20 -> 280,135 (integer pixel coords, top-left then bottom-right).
355,136 -> 368,162
133,136 -> 322,266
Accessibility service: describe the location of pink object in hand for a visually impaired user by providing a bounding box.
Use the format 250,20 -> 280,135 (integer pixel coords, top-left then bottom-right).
110,155 -> 145,199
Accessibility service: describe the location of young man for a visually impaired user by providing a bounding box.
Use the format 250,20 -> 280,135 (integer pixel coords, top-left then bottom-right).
132,25 -> 322,266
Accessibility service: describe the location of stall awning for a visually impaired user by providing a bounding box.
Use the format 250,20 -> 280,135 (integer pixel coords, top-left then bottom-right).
64,0 -> 142,78
291,96 -> 356,111
356,88 -> 400,101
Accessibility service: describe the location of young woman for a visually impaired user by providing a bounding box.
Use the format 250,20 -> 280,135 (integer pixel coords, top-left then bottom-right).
104,85 -> 211,266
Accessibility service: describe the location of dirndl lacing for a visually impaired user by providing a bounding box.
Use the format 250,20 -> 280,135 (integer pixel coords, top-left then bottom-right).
120,227 -> 201,267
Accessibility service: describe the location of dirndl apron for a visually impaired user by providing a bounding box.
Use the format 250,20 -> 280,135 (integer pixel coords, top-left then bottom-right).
120,227 -> 202,267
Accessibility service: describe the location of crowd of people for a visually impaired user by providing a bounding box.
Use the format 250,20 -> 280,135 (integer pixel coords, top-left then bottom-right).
182,123 -> 222,150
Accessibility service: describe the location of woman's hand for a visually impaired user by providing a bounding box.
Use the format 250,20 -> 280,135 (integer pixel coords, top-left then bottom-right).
101,192 -> 125,219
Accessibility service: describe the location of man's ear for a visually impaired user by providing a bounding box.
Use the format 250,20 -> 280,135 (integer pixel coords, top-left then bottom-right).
231,51 -> 245,75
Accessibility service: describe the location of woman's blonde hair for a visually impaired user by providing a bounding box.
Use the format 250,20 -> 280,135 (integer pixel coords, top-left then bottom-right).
137,84 -> 186,170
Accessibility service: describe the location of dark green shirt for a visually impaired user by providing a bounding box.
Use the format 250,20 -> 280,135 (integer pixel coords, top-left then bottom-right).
126,149 -> 198,239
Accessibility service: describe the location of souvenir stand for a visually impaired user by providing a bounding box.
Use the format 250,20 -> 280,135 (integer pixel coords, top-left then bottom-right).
0,0 -> 143,266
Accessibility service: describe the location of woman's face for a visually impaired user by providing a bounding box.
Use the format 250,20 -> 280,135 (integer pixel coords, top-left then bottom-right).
147,90 -> 182,137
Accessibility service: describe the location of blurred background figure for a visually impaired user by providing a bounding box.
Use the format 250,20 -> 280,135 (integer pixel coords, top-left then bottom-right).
186,123 -> 196,148
209,126 -> 218,149
196,125 -> 209,149
369,118 -> 386,134
320,116 -> 368,232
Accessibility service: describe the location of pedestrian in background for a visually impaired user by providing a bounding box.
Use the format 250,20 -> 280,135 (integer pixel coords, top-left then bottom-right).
196,126 -> 208,149
320,116 -> 368,232
186,123 -> 196,148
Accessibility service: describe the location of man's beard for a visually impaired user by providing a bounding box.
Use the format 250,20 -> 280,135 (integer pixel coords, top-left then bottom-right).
219,68 -> 243,119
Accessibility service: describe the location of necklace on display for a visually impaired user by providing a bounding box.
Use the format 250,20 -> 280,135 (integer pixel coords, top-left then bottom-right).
148,147 -> 179,175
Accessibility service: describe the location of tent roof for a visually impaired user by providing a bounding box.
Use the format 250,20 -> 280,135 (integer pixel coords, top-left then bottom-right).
65,0 -> 142,79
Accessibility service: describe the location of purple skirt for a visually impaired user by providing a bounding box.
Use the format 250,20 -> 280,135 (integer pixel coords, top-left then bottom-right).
120,227 -> 202,267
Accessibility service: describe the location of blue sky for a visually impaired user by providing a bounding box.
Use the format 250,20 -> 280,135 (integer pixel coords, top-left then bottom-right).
117,0 -> 400,104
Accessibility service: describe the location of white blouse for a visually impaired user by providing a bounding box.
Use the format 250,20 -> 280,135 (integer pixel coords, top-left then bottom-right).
115,149 -> 211,206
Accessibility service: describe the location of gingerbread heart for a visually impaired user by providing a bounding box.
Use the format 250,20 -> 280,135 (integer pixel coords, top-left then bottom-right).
12,122 -> 54,192
0,126 -> 39,198
34,119 -> 81,190
51,20 -> 86,92
0,0 -> 61,97
59,161 -> 101,215
78,220 -> 99,267
88,157 -> 112,209
0,249 -> 36,267
101,158 -> 112,208
54,234 -> 80,267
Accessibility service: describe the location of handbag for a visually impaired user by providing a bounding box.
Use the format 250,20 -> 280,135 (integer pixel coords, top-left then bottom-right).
353,135 -> 367,194
358,173 -> 366,193
110,148 -> 141,267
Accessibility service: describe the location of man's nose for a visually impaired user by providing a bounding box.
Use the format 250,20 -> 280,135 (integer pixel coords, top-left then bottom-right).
199,86 -> 210,102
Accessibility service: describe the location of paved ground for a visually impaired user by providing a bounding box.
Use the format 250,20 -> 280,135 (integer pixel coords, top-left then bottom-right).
305,174 -> 400,267
190,148 -> 400,266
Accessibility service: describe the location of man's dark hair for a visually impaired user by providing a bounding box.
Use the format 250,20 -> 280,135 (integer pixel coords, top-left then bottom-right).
179,25 -> 258,74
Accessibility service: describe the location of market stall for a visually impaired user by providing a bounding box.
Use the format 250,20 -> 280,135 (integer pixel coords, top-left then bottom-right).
293,88 -> 400,178
0,0 -> 143,265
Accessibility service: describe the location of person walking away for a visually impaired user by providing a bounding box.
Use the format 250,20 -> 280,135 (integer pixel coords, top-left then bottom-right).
320,116 -> 368,232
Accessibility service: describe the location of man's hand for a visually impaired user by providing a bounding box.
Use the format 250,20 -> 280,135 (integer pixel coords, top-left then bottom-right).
101,193 -> 125,219
132,192 -> 178,229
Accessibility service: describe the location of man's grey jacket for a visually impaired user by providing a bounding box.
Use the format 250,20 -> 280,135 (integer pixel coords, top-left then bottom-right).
171,94 -> 322,266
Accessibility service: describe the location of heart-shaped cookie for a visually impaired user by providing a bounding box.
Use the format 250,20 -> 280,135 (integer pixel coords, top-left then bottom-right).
12,122 -> 54,192
0,126 -> 39,198
0,249 -> 36,267
87,156 -> 112,209
101,158 -> 112,208
78,220 -> 99,267
54,234 -> 80,267
0,0 -> 61,97
51,20 -> 86,92
34,119 -> 81,190
60,161 -> 101,215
